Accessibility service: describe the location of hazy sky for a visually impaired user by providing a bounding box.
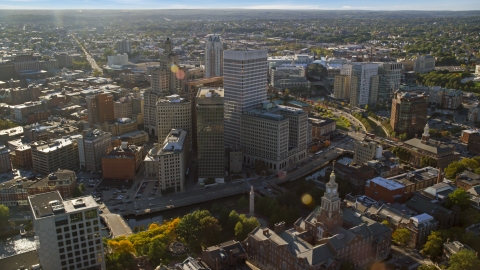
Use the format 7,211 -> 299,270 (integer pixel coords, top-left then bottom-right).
1,0 -> 479,10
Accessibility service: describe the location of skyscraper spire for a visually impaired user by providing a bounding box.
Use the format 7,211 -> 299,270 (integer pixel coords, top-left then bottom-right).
329,161 -> 336,183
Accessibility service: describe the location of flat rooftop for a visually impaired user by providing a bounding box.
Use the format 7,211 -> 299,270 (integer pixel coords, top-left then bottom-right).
0,250 -> 40,270
161,129 -> 186,153
29,191 -> 98,219
367,177 -> 405,191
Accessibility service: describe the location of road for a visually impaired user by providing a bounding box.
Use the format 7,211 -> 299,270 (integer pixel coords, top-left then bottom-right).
333,109 -> 367,133
390,245 -> 426,270
70,32 -> 103,74
368,116 -> 389,137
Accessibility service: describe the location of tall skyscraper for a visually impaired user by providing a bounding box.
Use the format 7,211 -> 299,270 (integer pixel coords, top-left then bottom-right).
28,191 -> 105,270
116,40 -> 132,54
144,38 -> 181,137
205,35 -> 224,78
390,91 -> 429,138
86,93 -> 114,126
196,87 -> 224,182
224,50 -> 268,149
376,62 -> 403,104
340,63 -> 379,107
156,94 -> 192,148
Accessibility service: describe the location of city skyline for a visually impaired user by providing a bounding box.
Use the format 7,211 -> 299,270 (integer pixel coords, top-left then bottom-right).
1,0 -> 479,10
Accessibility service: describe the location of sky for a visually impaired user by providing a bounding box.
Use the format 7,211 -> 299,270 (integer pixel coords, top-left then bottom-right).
0,0 -> 479,10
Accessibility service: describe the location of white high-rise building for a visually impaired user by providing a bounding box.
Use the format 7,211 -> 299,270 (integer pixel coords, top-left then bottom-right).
205,35 -> 224,78
224,50 -> 268,149
29,191 -> 105,270
340,63 -> 379,107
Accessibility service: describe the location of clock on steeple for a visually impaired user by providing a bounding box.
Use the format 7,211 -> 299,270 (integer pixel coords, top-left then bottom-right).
317,162 -> 343,231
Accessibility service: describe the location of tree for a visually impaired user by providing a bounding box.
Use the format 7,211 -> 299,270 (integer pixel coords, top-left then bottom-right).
0,204 -> 9,227
200,216 -> 222,247
399,132 -> 408,141
79,183 -> 86,193
446,188 -> 471,210
73,186 -> 83,198
381,220 -> 391,228
234,221 -> 244,240
420,156 -> 437,168
422,231 -> 443,258
364,104 -> 369,111
392,228 -> 411,247
448,249 -> 480,270
92,69 -> 102,76
418,265 -> 438,270
176,210 -> 211,252
147,236 -> 166,266
237,196 -> 249,210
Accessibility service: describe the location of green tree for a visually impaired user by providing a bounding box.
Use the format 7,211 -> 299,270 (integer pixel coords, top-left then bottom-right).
392,228 -> 411,247
446,188 -> 471,210
147,236 -> 166,266
72,186 -> 83,198
92,69 -> 102,76
105,252 -> 136,270
421,231 -> 443,258
381,220 -> 391,228
200,216 -> 222,247
237,196 -> 249,210
399,132 -> 408,141
79,183 -> 86,193
0,204 -> 9,227
448,249 -> 480,270
175,210 -> 211,252
364,104 -> 369,111
234,221 -> 244,240
418,265 -> 438,270
420,156 -> 437,168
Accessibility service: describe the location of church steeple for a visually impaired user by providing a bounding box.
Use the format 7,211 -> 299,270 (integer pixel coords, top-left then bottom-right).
422,123 -> 430,143
317,161 -> 342,231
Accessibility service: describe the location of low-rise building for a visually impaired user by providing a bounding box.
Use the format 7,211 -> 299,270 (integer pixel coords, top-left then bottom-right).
202,240 -> 246,270
456,170 -> 480,191
144,129 -> 188,193
405,214 -> 439,248
102,142 -> 143,181
10,145 -> 33,169
353,140 -> 382,165
406,194 -> 459,229
333,162 -> 376,194
444,241 -> 474,260
460,130 -> 480,154
26,169 -> 77,199
309,117 -> 336,139
99,118 -> 137,136
387,167 -> 441,197
365,176 -> 407,204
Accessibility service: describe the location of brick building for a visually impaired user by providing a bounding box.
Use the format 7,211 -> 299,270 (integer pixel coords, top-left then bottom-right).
332,162 -> 376,194
26,169 -> 77,199
460,130 -> 480,154
456,170 -> 480,191
10,145 -> 33,169
400,124 -> 459,169
202,240 -> 246,270
0,144 -> 12,173
246,169 -> 391,269
365,177 -> 407,204
406,194 -> 460,229
390,91 -> 428,138
309,117 -> 336,139
102,142 -> 143,181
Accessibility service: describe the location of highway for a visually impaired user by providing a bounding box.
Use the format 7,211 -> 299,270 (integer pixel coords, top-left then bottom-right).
70,33 -> 103,74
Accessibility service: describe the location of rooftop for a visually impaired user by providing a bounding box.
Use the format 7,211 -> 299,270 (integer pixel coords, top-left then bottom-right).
403,138 -> 454,155
160,129 -> 186,154
410,213 -> 434,224
367,177 -> 405,191
0,250 -> 40,270
29,191 -> 98,219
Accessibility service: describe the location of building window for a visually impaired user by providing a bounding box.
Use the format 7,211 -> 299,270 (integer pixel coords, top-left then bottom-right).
55,216 -> 68,227
70,213 -> 83,223
85,209 -> 97,219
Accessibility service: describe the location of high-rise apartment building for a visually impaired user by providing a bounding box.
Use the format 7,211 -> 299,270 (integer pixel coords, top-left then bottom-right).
390,91 -> 429,138
31,136 -> 80,175
339,63 -> 379,107
86,93 -> 114,126
241,102 -> 308,172
116,40 -> 132,54
196,87 -> 224,182
144,129 -> 188,193
144,38 -> 181,137
205,35 -> 224,78
156,94 -> 192,149
28,191 -> 105,270
78,129 -> 112,172
54,53 -> 73,69
224,50 -> 268,149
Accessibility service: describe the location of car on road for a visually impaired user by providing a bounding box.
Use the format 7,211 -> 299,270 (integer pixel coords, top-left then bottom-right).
148,197 -> 154,200
149,203 -> 155,206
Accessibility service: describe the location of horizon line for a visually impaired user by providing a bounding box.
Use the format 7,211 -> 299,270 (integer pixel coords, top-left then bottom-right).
1,8 -> 480,11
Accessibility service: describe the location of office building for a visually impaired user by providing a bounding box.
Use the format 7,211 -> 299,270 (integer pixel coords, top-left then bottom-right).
353,140 -> 382,165
113,96 -> 133,119
11,145 -> 33,169
10,100 -> 50,124
156,94 -> 192,148
107,54 -> 128,67
0,61 -> 16,81
116,40 -> 132,54
339,63 -> 379,107
428,87 -> 463,110
102,142 -> 143,181
196,87 -> 224,182
390,91 -> 429,138
333,74 -> 353,100
0,144 -> 12,173
78,129 -> 112,173
31,137 -> 80,175
144,129 -> 188,193
308,117 -> 336,138
247,170 -> 391,269
376,62 -> 403,103
144,38 -> 180,137
86,93 -> 114,126
28,191 -> 105,270
205,35 -> 224,78
241,102 -> 307,172
224,50 -> 268,149
270,66 -> 310,89
460,129 -> 480,154
99,118 -> 137,136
